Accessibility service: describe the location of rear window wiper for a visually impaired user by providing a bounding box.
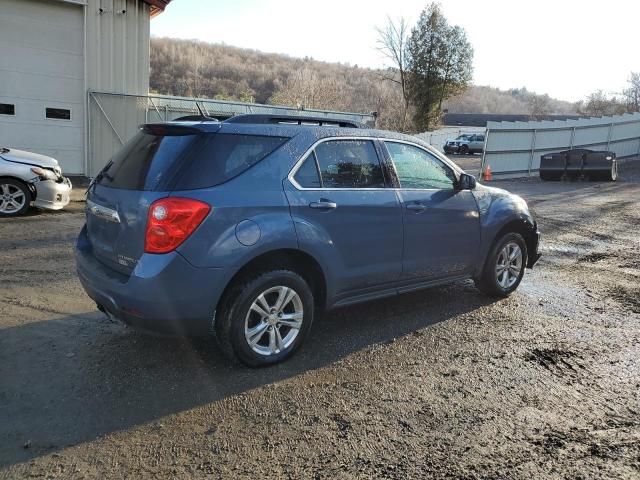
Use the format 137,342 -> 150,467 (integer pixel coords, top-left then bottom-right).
87,160 -> 113,194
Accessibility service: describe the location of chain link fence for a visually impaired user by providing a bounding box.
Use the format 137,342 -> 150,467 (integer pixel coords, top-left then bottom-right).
87,91 -> 376,177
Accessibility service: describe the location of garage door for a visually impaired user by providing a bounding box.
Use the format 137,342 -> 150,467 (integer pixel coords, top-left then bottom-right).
0,0 -> 84,174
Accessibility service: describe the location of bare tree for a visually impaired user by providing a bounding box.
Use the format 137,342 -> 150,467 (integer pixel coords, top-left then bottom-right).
528,93 -> 552,120
623,71 -> 640,113
190,44 -> 206,97
150,37 -> 580,130
577,90 -> 626,116
376,16 -> 411,131
269,67 -> 344,110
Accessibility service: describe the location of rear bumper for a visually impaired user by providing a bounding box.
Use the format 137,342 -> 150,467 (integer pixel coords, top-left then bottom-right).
75,225 -> 228,336
33,177 -> 72,210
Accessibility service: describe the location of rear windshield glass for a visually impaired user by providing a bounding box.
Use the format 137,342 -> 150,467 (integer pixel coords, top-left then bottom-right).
95,131 -> 288,191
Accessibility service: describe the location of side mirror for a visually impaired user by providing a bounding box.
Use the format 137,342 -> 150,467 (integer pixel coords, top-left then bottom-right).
457,173 -> 476,190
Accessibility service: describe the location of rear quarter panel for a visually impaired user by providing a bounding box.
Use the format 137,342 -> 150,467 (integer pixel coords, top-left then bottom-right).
174,140 -> 306,271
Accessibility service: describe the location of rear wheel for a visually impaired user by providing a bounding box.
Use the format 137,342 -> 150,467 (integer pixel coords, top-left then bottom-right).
215,270 -> 314,367
609,161 -> 618,181
586,161 -> 618,182
0,179 -> 30,217
475,232 -> 527,297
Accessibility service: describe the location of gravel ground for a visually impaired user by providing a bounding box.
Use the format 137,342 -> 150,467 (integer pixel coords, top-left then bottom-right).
1,160 -> 639,479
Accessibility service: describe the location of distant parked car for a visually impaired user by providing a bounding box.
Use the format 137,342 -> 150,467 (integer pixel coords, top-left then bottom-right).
76,114 -> 540,367
0,147 -> 72,217
444,133 -> 485,155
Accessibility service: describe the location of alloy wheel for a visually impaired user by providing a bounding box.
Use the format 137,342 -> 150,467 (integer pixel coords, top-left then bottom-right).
244,286 -> 304,356
495,242 -> 523,289
0,183 -> 27,214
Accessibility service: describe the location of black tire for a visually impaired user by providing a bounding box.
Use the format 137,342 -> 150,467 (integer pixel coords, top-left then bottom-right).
539,171 -> 562,181
459,144 -> 469,155
475,232 -> 528,298
609,161 -> 618,182
0,179 -> 31,217
215,270 -> 315,367
586,161 -> 618,182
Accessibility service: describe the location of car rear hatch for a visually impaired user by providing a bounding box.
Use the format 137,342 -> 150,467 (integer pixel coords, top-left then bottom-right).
85,123 -> 289,275
85,124 -> 213,275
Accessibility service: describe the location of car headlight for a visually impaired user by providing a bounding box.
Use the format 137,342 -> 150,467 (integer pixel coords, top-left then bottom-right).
31,167 -> 58,181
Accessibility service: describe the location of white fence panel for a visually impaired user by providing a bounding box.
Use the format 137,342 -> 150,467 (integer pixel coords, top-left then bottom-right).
481,113 -> 640,178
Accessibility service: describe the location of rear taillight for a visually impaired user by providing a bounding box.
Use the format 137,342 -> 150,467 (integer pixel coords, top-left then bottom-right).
144,198 -> 211,254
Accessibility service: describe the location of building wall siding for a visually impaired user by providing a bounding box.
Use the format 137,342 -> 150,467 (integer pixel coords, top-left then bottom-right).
0,0 -> 152,174
85,0 -> 150,95
85,0 -> 150,175
0,0 -> 85,173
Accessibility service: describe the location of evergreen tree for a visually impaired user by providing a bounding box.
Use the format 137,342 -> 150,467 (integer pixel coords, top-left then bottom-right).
408,3 -> 473,130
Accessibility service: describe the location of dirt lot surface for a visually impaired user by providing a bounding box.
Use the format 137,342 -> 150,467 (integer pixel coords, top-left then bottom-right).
1,161 -> 639,479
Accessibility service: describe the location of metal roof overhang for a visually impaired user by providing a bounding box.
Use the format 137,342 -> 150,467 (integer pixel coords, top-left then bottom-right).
143,0 -> 172,17
54,0 -> 172,16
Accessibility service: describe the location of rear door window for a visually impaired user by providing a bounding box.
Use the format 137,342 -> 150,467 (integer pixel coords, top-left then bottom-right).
96,131 -> 288,191
313,139 -> 385,188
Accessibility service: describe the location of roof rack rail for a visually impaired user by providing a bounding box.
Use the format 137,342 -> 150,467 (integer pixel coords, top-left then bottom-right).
225,114 -> 364,128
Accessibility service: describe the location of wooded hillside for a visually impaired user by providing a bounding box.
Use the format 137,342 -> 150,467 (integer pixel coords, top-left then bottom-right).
150,37 -> 577,130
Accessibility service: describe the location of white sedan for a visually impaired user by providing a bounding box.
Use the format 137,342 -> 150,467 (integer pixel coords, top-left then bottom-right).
0,147 -> 72,217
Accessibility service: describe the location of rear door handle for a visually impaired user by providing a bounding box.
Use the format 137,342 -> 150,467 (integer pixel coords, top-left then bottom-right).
406,203 -> 427,213
309,200 -> 337,210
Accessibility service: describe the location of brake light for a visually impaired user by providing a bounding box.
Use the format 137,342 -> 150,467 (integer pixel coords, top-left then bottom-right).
144,198 -> 211,254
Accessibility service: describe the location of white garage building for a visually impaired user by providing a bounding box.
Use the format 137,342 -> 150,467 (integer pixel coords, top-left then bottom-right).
0,0 -> 169,175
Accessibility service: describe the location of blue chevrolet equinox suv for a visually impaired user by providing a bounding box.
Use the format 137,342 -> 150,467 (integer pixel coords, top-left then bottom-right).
76,114 -> 540,366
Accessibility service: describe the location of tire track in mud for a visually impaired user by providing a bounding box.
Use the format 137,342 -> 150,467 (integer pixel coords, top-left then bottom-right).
3,164 -> 640,478
0,295 -> 77,316
518,184 -> 640,468
521,347 -> 639,466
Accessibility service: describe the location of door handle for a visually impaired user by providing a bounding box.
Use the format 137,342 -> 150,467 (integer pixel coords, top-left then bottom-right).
406,203 -> 427,212
309,200 -> 337,210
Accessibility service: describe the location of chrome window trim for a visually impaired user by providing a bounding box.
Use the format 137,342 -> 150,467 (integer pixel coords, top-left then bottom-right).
287,136 -> 461,191
287,137 -> 388,191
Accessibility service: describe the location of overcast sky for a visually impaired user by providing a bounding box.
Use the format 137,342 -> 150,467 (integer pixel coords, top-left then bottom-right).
151,0 -> 639,102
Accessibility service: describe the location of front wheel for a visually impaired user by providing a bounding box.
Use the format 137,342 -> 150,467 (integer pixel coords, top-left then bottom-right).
459,144 -> 469,155
215,270 -> 315,367
475,232 -> 527,297
0,179 -> 31,217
